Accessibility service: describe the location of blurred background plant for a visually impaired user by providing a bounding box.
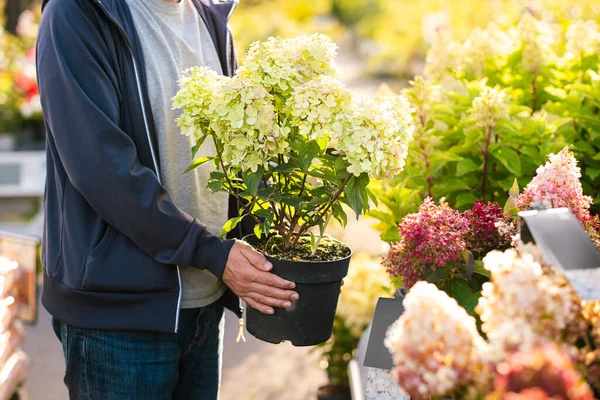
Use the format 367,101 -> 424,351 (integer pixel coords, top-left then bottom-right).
0,0 -> 42,150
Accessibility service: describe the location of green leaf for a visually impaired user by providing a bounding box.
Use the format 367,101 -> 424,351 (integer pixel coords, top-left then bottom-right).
254,223 -> 263,240
257,186 -> 276,201
243,167 -> 264,196
586,168 -> 600,181
191,135 -> 208,159
255,209 -> 275,235
381,226 -> 401,242
442,278 -> 481,317
473,261 -> 490,278
299,140 -> 323,172
220,215 -> 245,238
456,158 -> 480,176
508,178 -> 520,199
456,192 -> 477,208
425,267 -> 451,283
184,156 -> 213,174
273,162 -> 298,173
281,195 -> 302,208
332,203 -> 348,228
492,147 -> 522,176
345,175 -> 366,218
430,151 -> 464,164
520,147 -> 541,166
309,232 -> 317,254
207,178 -> 225,193
503,178 -> 520,213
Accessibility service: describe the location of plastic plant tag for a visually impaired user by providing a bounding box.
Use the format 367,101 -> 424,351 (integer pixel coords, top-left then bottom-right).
519,208 -> 600,300
363,296 -> 405,370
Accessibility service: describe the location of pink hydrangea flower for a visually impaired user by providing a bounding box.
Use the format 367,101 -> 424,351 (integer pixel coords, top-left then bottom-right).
517,147 -> 593,224
488,343 -> 594,400
383,198 -> 469,288
463,200 -> 513,255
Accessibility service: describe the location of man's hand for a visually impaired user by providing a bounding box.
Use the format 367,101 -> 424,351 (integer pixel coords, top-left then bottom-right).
222,240 -> 299,315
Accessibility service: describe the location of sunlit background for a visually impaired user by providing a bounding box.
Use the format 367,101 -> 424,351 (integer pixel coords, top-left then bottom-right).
0,0 -> 598,399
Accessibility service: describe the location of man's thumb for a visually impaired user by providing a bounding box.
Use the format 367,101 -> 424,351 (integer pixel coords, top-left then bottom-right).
243,247 -> 273,271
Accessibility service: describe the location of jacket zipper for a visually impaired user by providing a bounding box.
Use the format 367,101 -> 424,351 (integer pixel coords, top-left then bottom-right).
94,0 -> 182,333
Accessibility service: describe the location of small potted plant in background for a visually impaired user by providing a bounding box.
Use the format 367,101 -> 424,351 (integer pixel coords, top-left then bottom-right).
173,33 -> 415,346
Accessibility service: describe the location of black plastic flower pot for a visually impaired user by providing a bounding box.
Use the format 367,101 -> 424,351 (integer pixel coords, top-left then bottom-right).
243,235 -> 352,347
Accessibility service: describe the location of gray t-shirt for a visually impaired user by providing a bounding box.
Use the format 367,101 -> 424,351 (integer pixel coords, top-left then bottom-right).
125,0 -> 229,309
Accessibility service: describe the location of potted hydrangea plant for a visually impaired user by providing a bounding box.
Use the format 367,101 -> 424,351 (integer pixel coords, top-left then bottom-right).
173,34 -> 415,346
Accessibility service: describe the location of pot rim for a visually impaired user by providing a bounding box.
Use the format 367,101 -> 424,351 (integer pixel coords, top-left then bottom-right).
243,233 -> 353,264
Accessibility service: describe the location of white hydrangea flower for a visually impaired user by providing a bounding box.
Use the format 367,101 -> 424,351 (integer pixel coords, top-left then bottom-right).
240,33 -> 338,96
335,96 -> 415,179
566,20 -> 600,57
403,76 -> 442,127
173,67 -> 228,137
174,68 -> 290,173
208,75 -> 290,172
366,368 -> 409,400
468,85 -> 510,131
424,34 -> 461,80
512,12 -> 557,73
458,23 -> 515,76
385,282 -> 490,399
287,75 -> 352,139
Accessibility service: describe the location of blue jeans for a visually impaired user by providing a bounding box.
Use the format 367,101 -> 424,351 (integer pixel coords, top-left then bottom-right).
52,303 -> 224,400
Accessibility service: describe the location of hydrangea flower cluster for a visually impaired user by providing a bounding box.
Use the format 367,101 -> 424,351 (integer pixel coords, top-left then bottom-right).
174,69 -> 289,172
335,95 -> 415,179
517,147 -> 594,224
582,301 -> 600,392
175,34 -> 414,179
403,76 -> 443,128
463,201 -> 513,255
476,245 -> 587,357
384,282 -> 491,399
512,12 -> 556,73
173,67 -> 228,136
287,75 -> 351,139
423,35 -> 461,80
468,86 -> 510,131
384,198 -> 511,288
209,76 -> 290,172
565,20 -> 600,58
458,23 -> 514,76
486,343 -> 594,400
383,198 -> 469,288
239,34 -> 338,96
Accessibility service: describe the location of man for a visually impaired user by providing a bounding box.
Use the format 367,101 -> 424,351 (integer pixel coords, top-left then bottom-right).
36,0 -> 298,398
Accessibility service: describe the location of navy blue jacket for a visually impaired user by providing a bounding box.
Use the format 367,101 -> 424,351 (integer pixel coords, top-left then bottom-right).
38,0 -> 240,333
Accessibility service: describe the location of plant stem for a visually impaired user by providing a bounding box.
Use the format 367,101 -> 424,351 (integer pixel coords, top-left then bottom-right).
292,174 -> 352,247
214,141 -> 262,226
311,210 -> 333,257
531,74 -> 538,115
480,126 -> 494,199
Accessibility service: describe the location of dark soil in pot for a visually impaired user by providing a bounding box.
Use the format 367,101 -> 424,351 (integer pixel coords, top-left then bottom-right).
316,384 -> 351,400
244,235 -> 352,347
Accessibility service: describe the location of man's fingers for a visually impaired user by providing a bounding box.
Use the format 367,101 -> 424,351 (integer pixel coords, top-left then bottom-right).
240,245 -> 273,272
247,293 -> 292,309
244,297 -> 274,315
253,270 -> 296,290
251,283 -> 299,301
